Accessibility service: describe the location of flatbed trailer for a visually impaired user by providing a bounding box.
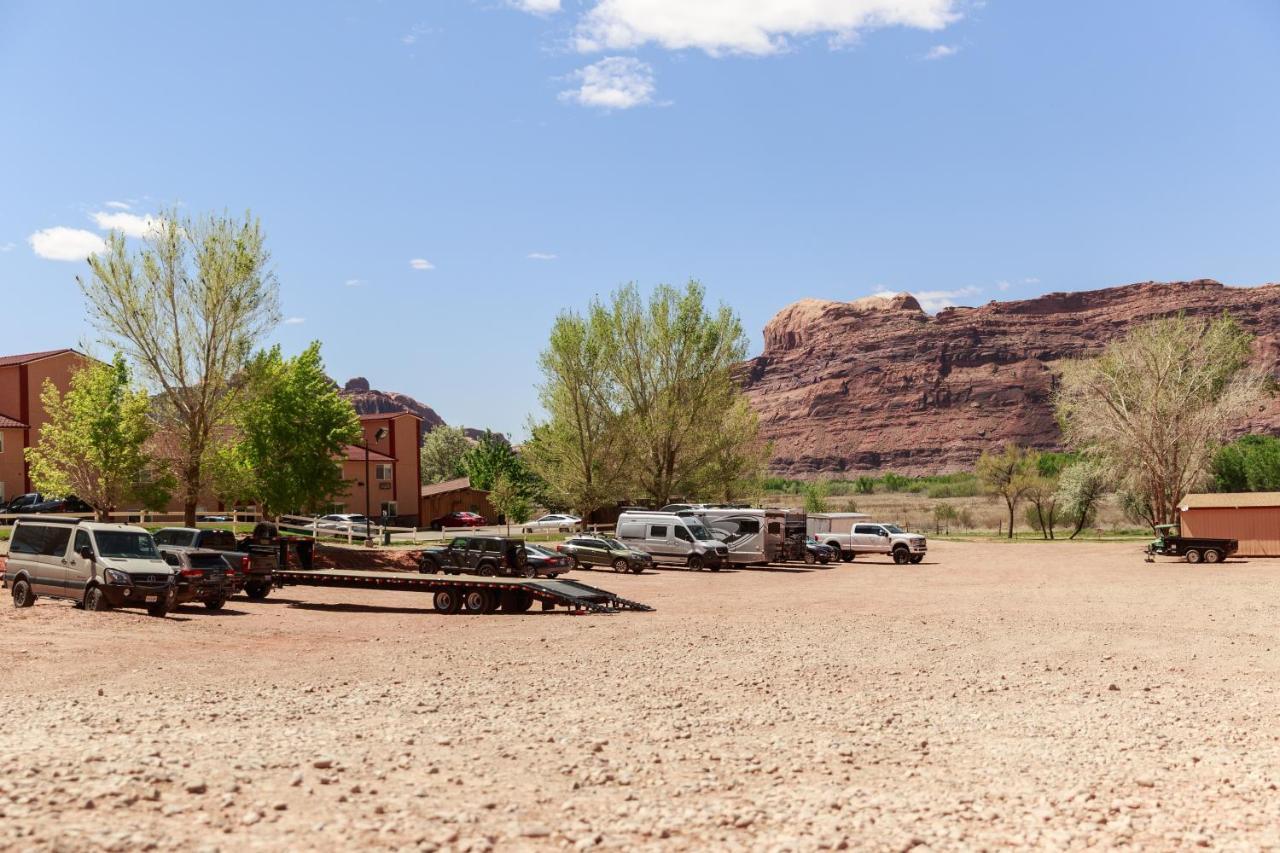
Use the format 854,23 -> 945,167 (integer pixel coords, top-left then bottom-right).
273,568 -> 653,615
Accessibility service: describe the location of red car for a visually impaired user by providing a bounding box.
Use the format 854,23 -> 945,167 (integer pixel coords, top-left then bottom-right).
430,511 -> 487,530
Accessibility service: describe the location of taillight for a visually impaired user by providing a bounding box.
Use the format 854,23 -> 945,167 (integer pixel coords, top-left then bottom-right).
180,569 -> 204,578
240,555 -> 250,571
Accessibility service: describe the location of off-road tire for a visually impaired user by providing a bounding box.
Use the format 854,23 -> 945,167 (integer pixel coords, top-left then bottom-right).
613,558 -> 629,573
843,552 -> 855,562
512,548 -> 529,569
244,581 -> 271,600
1185,549 -> 1202,564
893,547 -> 911,565
147,588 -> 174,618
12,578 -> 35,608
419,557 -> 440,575
433,590 -> 462,614
204,596 -> 227,611
687,554 -> 704,571
1203,549 -> 1221,564
910,555 -> 924,564
477,561 -> 497,577
84,585 -> 109,612
501,591 -> 534,613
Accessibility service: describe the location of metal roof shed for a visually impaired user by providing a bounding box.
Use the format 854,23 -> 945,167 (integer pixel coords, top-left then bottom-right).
1178,492 -> 1280,557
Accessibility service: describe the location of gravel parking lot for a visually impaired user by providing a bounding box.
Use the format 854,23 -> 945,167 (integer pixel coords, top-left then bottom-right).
3,539 -> 1280,851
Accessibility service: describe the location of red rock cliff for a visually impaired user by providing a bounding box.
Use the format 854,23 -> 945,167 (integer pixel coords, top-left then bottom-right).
741,280 -> 1280,476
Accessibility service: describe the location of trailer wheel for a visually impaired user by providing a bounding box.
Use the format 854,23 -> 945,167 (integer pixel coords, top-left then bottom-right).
433,590 -> 462,614
893,547 -> 911,565
687,554 -> 704,571
501,591 -> 533,613
612,558 -> 629,573
463,589 -> 498,614
1203,549 -> 1221,564
1185,549 -> 1202,564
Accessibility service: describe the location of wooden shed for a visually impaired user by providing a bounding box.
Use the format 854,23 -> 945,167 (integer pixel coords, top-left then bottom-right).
1178,492 -> 1280,557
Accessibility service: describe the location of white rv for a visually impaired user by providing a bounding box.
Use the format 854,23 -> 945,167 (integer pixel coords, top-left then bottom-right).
678,507 -> 786,565
615,511 -> 729,571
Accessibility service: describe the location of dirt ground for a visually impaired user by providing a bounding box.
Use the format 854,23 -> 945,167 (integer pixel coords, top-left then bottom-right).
3,540 -> 1280,851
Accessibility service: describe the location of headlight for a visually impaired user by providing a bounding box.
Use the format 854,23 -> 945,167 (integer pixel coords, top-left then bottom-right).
104,569 -> 131,585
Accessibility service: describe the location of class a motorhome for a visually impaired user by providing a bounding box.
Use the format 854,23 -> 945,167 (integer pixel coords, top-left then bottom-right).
677,507 -> 788,565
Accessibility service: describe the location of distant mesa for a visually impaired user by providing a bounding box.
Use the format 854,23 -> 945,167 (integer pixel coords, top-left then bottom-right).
337,377 -> 491,443
742,279 -> 1280,477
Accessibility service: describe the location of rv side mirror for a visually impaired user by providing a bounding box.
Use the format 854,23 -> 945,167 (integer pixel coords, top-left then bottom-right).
79,545 -> 94,560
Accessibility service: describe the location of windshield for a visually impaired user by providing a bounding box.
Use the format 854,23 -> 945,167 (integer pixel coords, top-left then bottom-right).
603,538 -> 627,550
94,532 -> 161,560
683,522 -> 718,542
881,524 -> 905,534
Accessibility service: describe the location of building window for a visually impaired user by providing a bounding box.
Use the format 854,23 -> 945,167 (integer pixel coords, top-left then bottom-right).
0,432 -> 5,453
381,501 -> 397,518
0,480 -> 5,503
375,463 -> 393,481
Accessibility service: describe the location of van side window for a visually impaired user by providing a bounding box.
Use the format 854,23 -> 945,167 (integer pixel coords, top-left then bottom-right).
674,526 -> 692,542
648,525 -> 667,538
42,527 -> 72,557
618,523 -> 644,539
9,524 -> 42,555
74,529 -> 90,554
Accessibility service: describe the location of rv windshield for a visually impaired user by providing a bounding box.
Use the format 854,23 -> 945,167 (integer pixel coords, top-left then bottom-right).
683,521 -> 718,542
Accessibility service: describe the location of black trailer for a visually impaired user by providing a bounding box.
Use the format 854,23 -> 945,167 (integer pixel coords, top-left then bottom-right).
273,568 -> 653,615
1145,524 -> 1238,564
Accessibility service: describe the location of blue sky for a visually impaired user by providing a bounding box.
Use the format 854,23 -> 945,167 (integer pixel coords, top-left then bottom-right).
3,1 -> 1279,437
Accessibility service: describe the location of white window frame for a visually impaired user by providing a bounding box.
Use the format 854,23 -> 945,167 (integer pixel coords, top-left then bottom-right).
375,463 -> 393,481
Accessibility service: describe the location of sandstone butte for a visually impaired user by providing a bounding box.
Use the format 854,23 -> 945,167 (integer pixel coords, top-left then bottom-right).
740,279 -> 1280,478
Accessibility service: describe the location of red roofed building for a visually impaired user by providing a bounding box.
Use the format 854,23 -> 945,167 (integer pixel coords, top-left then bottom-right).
0,349 -> 94,502
334,411 -> 423,525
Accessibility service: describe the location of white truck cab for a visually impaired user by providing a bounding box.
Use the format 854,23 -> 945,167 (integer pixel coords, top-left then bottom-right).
807,513 -> 928,564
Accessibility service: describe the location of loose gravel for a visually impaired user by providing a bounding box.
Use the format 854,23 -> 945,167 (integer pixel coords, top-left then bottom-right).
3,540 -> 1280,851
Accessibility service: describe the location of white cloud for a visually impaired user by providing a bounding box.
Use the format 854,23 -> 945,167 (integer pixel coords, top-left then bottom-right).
574,0 -> 961,56
409,258 -> 435,270
284,317 -> 306,325
0,241 -> 15,252
104,200 -> 131,210
28,227 -> 107,261
995,279 -> 1011,291
1023,277 -> 1039,284
527,251 -> 558,261
560,57 -> 656,109
345,278 -> 367,287
923,43 -> 958,60
873,284 -> 980,313
91,210 -> 164,238
510,0 -> 561,13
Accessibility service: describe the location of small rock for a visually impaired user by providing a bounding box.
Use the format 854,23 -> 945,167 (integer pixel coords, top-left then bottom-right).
242,810 -> 261,826
313,758 -> 334,770
185,780 -> 208,795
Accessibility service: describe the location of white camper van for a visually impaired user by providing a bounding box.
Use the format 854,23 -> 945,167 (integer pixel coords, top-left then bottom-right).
615,511 -> 729,571
678,507 -> 786,565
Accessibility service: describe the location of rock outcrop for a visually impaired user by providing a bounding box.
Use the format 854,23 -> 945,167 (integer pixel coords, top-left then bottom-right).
338,377 -> 493,443
742,280 -> 1280,477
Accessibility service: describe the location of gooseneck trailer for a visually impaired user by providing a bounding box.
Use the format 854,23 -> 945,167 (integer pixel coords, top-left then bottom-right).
273,568 -> 653,615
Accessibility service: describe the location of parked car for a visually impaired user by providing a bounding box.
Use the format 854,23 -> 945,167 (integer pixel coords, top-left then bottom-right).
557,536 -> 653,573
615,511 -> 728,571
316,513 -> 373,533
429,511 -> 487,531
199,514 -> 234,522
418,536 -> 531,577
1145,524 -> 1238,564
1,493 -> 45,515
25,495 -> 94,515
158,548 -> 235,610
521,513 -> 581,533
782,536 -> 835,565
4,517 -> 175,616
152,527 -> 273,599
522,543 -> 573,577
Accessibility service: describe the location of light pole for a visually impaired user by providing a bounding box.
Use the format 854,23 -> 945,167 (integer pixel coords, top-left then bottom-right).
359,426 -> 389,542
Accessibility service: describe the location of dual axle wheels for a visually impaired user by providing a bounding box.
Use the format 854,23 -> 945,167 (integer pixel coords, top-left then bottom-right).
432,589 -> 534,615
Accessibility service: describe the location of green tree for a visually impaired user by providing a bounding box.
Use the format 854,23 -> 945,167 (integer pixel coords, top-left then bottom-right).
696,398 -> 772,504
420,426 -> 471,485
1055,457 -> 1109,539
235,342 -> 361,518
1055,314 -> 1268,528
803,480 -> 829,514
1023,473 -> 1060,540
78,210 -> 280,525
26,354 -> 173,519
976,443 -> 1036,538
1211,434 -> 1280,492
932,503 -> 958,534
488,473 -> 532,534
206,439 -> 257,532
854,476 -> 877,495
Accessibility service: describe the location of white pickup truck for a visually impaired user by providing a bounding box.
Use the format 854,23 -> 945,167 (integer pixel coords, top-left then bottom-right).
807,513 -> 928,564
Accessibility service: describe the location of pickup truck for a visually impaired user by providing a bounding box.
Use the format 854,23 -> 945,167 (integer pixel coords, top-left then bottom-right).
1146,524 -> 1238,564
152,526 -> 278,598
810,519 -> 928,565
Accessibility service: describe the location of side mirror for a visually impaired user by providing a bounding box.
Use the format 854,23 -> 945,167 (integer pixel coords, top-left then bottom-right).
879,530 -> 889,537
79,545 -> 94,560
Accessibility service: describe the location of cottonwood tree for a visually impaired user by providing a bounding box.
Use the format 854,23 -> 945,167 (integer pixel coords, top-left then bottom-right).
1211,434 -> 1280,492
25,354 -> 173,519
1023,472 -> 1060,539
695,397 -> 771,504
420,426 -> 471,485
1055,314 -> 1268,529
976,443 -> 1036,538
488,473 -> 532,534
78,211 -> 279,525
1055,457 -> 1109,539
234,342 -> 361,518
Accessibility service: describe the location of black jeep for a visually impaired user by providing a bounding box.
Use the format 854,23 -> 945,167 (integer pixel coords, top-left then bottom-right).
419,536 -> 532,578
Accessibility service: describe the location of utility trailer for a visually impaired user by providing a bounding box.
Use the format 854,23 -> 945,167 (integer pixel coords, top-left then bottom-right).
273,568 -> 653,615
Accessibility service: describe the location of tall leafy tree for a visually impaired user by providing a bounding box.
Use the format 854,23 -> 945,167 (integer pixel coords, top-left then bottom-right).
1055,457 -> 1109,539
1211,434 -> 1280,492
976,443 -> 1036,538
419,425 -> 471,485
78,210 -> 280,525
462,431 -> 546,504
488,473 -> 532,534
1055,314 -> 1268,528
235,342 -> 361,518
26,354 -> 173,519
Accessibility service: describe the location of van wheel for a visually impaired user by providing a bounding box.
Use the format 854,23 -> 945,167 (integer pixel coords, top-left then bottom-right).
204,596 -> 227,611
1203,549 -> 1221,564
12,578 -> 35,608
1185,549 -> 1202,564
84,585 -> 110,612
244,581 -> 270,600
147,588 -> 174,618
433,590 -> 462,614
893,548 -> 911,565
612,558 -> 629,573
687,555 -> 704,571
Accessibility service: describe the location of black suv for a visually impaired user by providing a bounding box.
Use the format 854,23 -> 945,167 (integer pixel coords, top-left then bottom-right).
419,536 -> 532,578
